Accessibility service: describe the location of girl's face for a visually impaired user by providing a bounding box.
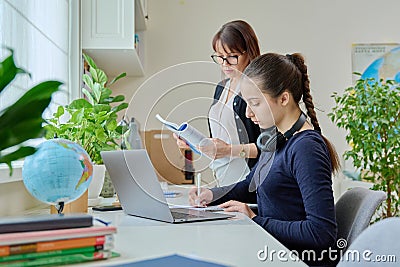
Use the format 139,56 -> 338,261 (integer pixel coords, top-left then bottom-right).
214,40 -> 249,79
240,79 -> 278,129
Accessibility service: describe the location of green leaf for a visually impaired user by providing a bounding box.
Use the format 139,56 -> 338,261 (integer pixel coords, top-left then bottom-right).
0,117 -> 45,151
82,88 -> 95,105
109,72 -> 126,86
95,128 -> 107,142
99,88 -> 113,103
89,67 -> 98,83
0,146 -> 36,176
55,105 -> 64,118
83,53 -> 98,69
0,81 -> 61,129
0,50 -> 28,93
106,119 -> 117,131
71,109 -> 84,124
96,69 -> 107,86
82,74 -> 94,90
92,83 -> 101,103
110,95 -> 125,103
69,98 -> 92,109
111,102 -> 128,113
94,104 -> 111,113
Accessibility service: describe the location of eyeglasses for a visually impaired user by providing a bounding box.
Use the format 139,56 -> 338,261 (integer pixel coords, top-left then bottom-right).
211,53 -> 244,65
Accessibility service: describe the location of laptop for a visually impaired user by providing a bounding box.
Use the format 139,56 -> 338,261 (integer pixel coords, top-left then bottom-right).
100,150 -> 234,223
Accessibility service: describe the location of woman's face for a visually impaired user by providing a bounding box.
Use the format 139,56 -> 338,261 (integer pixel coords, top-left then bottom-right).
214,40 -> 249,79
240,78 -> 278,129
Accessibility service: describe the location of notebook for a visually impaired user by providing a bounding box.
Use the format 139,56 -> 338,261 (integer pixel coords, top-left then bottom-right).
100,150 -> 234,223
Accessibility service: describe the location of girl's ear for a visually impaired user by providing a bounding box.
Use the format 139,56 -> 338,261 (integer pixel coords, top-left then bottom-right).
280,91 -> 290,107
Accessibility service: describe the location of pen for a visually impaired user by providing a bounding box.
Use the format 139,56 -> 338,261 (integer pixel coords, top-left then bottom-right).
196,173 -> 201,206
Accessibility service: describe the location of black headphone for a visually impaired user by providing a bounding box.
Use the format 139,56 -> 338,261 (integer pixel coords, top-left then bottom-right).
256,112 -> 307,152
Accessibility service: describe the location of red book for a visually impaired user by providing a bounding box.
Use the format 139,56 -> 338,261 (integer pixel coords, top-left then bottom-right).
0,225 -> 116,246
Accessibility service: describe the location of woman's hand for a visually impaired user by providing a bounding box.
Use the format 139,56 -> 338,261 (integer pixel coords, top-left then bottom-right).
198,138 -> 231,159
172,133 -> 190,150
219,200 -> 256,219
188,187 -> 213,207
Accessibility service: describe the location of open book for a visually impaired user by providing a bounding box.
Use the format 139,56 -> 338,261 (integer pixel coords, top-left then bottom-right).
156,114 -> 209,155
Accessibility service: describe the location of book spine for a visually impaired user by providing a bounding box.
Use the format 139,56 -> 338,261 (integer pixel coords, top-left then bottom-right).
3,250 -> 114,267
0,245 -> 104,263
0,225 -> 117,246
0,235 -> 113,256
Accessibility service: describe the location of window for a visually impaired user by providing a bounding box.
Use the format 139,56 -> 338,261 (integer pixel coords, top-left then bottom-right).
0,0 -> 81,181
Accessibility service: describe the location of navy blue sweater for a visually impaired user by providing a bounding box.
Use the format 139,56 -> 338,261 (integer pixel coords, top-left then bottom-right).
211,130 -> 337,266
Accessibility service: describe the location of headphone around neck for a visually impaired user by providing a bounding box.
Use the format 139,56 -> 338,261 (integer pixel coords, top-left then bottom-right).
256,112 -> 307,152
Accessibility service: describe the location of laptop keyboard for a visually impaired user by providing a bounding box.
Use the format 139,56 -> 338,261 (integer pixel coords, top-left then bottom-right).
171,211 -> 202,220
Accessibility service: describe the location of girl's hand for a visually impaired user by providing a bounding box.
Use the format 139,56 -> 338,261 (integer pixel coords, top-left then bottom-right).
188,187 -> 213,207
219,200 -> 256,219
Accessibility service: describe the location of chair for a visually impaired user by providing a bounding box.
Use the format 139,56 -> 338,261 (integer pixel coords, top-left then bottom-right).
337,217 -> 400,266
335,187 -> 386,249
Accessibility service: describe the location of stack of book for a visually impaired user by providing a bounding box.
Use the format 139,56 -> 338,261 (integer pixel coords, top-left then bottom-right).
0,214 -> 118,266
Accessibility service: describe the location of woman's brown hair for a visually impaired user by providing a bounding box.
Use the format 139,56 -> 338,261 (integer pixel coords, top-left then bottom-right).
244,53 -> 340,174
212,20 -> 260,61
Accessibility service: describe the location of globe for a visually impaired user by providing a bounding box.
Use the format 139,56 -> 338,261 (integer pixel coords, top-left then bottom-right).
22,139 -> 93,206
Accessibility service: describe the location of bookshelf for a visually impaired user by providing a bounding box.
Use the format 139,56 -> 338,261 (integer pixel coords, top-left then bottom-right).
81,0 -> 147,77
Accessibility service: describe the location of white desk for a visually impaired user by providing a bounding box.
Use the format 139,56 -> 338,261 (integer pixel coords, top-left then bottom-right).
84,186 -> 307,266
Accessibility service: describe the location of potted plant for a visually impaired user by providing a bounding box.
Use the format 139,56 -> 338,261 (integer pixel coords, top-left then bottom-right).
0,48 -> 61,175
329,77 -> 400,218
44,54 -> 128,202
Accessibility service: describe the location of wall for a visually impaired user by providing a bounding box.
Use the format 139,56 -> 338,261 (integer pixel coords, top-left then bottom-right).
0,0 -> 70,215
113,0 -> 399,184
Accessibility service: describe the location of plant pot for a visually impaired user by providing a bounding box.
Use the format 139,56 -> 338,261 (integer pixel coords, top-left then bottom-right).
88,164 -> 106,206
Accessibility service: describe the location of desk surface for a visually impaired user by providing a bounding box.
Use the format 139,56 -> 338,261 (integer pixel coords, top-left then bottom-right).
83,186 -> 306,267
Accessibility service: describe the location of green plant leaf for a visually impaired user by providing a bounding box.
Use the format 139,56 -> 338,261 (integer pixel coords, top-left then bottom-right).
68,98 -> 92,109
96,69 -> 107,86
110,95 -> 125,103
0,81 -> 61,129
106,119 -> 117,131
83,53 -> 98,69
71,109 -> 84,124
109,72 -> 126,86
111,102 -> 128,113
0,146 -> 36,176
94,104 -> 111,113
89,67 -> 98,83
0,50 -> 28,93
0,117 -> 45,151
82,88 -> 95,105
92,83 -> 101,103
55,105 -> 64,118
82,74 -> 94,90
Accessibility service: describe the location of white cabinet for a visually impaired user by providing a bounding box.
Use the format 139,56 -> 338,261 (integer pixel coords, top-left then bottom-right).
81,0 -> 147,77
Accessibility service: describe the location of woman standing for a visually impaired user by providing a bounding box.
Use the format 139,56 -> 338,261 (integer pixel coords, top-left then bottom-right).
177,20 -> 261,186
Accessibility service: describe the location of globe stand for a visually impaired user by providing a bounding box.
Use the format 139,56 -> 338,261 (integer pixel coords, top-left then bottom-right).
55,202 -> 65,214
50,191 -> 89,214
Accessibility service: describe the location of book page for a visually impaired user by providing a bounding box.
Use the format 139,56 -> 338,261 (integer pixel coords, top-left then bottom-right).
155,114 -> 210,156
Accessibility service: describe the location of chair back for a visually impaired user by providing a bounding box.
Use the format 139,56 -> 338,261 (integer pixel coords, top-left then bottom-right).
337,217 -> 400,266
335,187 -> 386,248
